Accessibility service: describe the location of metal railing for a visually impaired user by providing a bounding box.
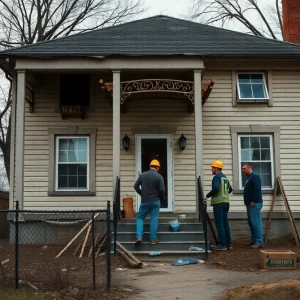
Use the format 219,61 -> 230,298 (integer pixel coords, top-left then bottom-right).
198,176 -> 208,259
113,176 -> 121,254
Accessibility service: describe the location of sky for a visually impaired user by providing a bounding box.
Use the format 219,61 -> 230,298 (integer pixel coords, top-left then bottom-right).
143,0 -> 274,18
141,0 -> 279,37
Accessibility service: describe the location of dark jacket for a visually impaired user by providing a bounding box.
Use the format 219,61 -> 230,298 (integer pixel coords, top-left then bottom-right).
243,172 -> 263,205
134,169 -> 165,203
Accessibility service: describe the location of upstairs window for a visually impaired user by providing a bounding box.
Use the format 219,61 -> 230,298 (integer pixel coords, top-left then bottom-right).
237,73 -> 269,102
56,136 -> 89,191
60,74 -> 90,106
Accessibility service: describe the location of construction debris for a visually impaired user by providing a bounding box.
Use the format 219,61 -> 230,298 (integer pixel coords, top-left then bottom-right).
116,241 -> 143,268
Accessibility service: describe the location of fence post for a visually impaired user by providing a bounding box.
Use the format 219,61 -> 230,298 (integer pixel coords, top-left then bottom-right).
92,212 -> 96,290
15,201 -> 19,289
106,201 -> 111,290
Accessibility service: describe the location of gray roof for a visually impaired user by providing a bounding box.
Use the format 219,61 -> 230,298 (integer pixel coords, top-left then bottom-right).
1,15 -> 300,59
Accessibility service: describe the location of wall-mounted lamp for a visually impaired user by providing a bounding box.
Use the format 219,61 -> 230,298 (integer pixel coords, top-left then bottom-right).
122,134 -> 130,151
179,134 -> 187,151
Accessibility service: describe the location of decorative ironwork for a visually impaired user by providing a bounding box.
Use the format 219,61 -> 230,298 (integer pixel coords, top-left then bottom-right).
120,79 -> 194,104
99,78 -> 215,111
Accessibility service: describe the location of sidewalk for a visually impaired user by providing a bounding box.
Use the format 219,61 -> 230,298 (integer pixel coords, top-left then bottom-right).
114,261 -> 300,300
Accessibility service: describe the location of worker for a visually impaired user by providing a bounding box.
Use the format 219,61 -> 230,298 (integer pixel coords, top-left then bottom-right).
134,159 -> 165,246
241,162 -> 264,248
206,160 -> 233,251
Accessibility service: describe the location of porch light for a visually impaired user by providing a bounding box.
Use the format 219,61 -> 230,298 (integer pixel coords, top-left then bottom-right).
179,134 -> 187,151
122,134 -> 130,151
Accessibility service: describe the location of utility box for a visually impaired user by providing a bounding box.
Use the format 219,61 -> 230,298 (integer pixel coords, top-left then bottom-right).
260,250 -> 297,270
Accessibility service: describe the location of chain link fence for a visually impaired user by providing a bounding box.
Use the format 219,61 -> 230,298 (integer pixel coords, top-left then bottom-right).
0,201 -> 111,291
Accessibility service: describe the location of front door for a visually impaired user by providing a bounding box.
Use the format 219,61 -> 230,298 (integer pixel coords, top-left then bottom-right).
136,134 -> 173,212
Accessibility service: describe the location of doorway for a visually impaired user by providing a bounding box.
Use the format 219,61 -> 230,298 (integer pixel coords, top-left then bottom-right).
135,134 -> 173,212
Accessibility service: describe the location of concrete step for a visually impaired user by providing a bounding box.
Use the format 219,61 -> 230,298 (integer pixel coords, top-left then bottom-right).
115,241 -> 206,252
115,231 -> 204,242
117,223 -> 203,232
130,250 -> 211,262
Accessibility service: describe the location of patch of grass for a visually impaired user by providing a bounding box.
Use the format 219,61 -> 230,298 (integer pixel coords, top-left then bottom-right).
0,287 -> 60,300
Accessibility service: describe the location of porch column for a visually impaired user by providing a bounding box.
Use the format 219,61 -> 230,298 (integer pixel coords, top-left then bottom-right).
112,70 -> 121,189
15,70 -> 26,209
9,72 -> 17,209
194,70 -> 203,218
194,70 -> 203,179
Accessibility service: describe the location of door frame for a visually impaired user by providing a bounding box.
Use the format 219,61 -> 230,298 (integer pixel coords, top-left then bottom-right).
135,134 -> 174,212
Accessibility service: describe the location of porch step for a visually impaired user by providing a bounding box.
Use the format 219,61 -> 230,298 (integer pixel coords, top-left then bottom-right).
130,250 -> 210,262
115,241 -> 206,252
117,222 -> 203,232
115,231 -> 204,242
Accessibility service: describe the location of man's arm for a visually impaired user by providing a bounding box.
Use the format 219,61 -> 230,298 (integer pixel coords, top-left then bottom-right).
158,176 -> 165,202
252,174 -> 262,203
228,181 -> 233,194
134,176 -> 142,195
206,176 -> 221,198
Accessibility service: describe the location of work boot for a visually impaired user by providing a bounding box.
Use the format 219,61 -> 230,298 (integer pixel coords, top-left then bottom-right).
250,244 -> 263,249
243,242 -> 255,246
226,244 -> 233,250
134,238 -> 142,246
210,244 -> 227,251
150,239 -> 159,245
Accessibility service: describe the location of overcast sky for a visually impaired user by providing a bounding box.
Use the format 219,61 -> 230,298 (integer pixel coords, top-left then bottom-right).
141,0 -> 279,36
143,0 -> 274,18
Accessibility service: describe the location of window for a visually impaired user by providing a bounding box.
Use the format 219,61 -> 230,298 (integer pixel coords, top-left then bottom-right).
237,73 -> 269,101
238,135 -> 274,190
56,136 -> 89,191
60,74 -> 90,106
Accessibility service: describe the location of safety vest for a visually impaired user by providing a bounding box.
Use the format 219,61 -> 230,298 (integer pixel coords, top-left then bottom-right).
211,177 -> 230,205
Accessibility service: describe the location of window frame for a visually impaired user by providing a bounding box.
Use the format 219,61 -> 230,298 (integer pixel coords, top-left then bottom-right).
237,72 -> 269,102
48,127 -> 96,196
55,136 -> 90,192
230,125 -> 280,193
238,134 -> 274,190
232,70 -> 273,107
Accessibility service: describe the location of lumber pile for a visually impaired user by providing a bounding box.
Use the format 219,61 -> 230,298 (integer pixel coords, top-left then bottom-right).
55,213 -> 107,258
116,241 -> 143,268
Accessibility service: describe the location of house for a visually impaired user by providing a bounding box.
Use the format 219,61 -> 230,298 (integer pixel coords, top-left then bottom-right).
1,0 -> 300,240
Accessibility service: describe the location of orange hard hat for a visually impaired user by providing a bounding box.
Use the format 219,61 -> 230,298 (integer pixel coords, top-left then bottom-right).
210,160 -> 224,169
150,159 -> 161,167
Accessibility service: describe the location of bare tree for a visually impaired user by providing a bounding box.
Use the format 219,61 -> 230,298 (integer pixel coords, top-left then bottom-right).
0,0 -> 144,186
188,0 -> 283,40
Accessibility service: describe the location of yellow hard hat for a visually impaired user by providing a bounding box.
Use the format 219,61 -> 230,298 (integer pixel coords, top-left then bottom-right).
150,159 -> 161,167
210,160 -> 223,169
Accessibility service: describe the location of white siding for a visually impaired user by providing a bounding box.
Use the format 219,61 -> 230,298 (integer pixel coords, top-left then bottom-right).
202,70 -> 300,213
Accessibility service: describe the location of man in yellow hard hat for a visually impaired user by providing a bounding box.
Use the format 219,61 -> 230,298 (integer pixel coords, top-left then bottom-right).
206,160 -> 233,251
134,159 -> 165,246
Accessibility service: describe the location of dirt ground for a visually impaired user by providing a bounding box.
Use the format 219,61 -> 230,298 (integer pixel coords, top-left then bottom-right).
220,279 -> 300,300
0,239 -> 137,300
206,235 -> 300,272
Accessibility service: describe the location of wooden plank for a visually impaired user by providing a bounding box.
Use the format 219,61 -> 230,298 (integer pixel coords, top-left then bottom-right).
73,233 -> 85,256
278,178 -> 300,245
116,241 -> 143,266
264,177 -> 279,245
55,212 -> 99,258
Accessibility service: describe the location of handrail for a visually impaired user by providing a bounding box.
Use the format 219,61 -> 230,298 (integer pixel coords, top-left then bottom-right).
198,176 -> 208,259
113,176 -> 121,254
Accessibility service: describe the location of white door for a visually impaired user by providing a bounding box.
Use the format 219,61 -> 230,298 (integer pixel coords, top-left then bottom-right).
135,134 -> 173,212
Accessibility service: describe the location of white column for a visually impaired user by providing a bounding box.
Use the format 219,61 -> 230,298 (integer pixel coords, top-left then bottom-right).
194,70 -> 203,180
9,73 -> 17,209
112,70 -> 121,189
194,70 -> 203,218
15,70 -> 26,209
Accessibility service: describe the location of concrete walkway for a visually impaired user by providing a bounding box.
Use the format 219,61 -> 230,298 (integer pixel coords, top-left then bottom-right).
114,262 -> 300,300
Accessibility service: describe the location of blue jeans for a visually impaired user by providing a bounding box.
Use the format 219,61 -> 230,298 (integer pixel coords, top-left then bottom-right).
213,202 -> 231,247
246,203 -> 263,246
136,200 -> 160,241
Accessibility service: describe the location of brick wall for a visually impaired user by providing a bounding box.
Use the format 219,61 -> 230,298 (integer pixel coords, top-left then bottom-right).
283,0 -> 300,44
